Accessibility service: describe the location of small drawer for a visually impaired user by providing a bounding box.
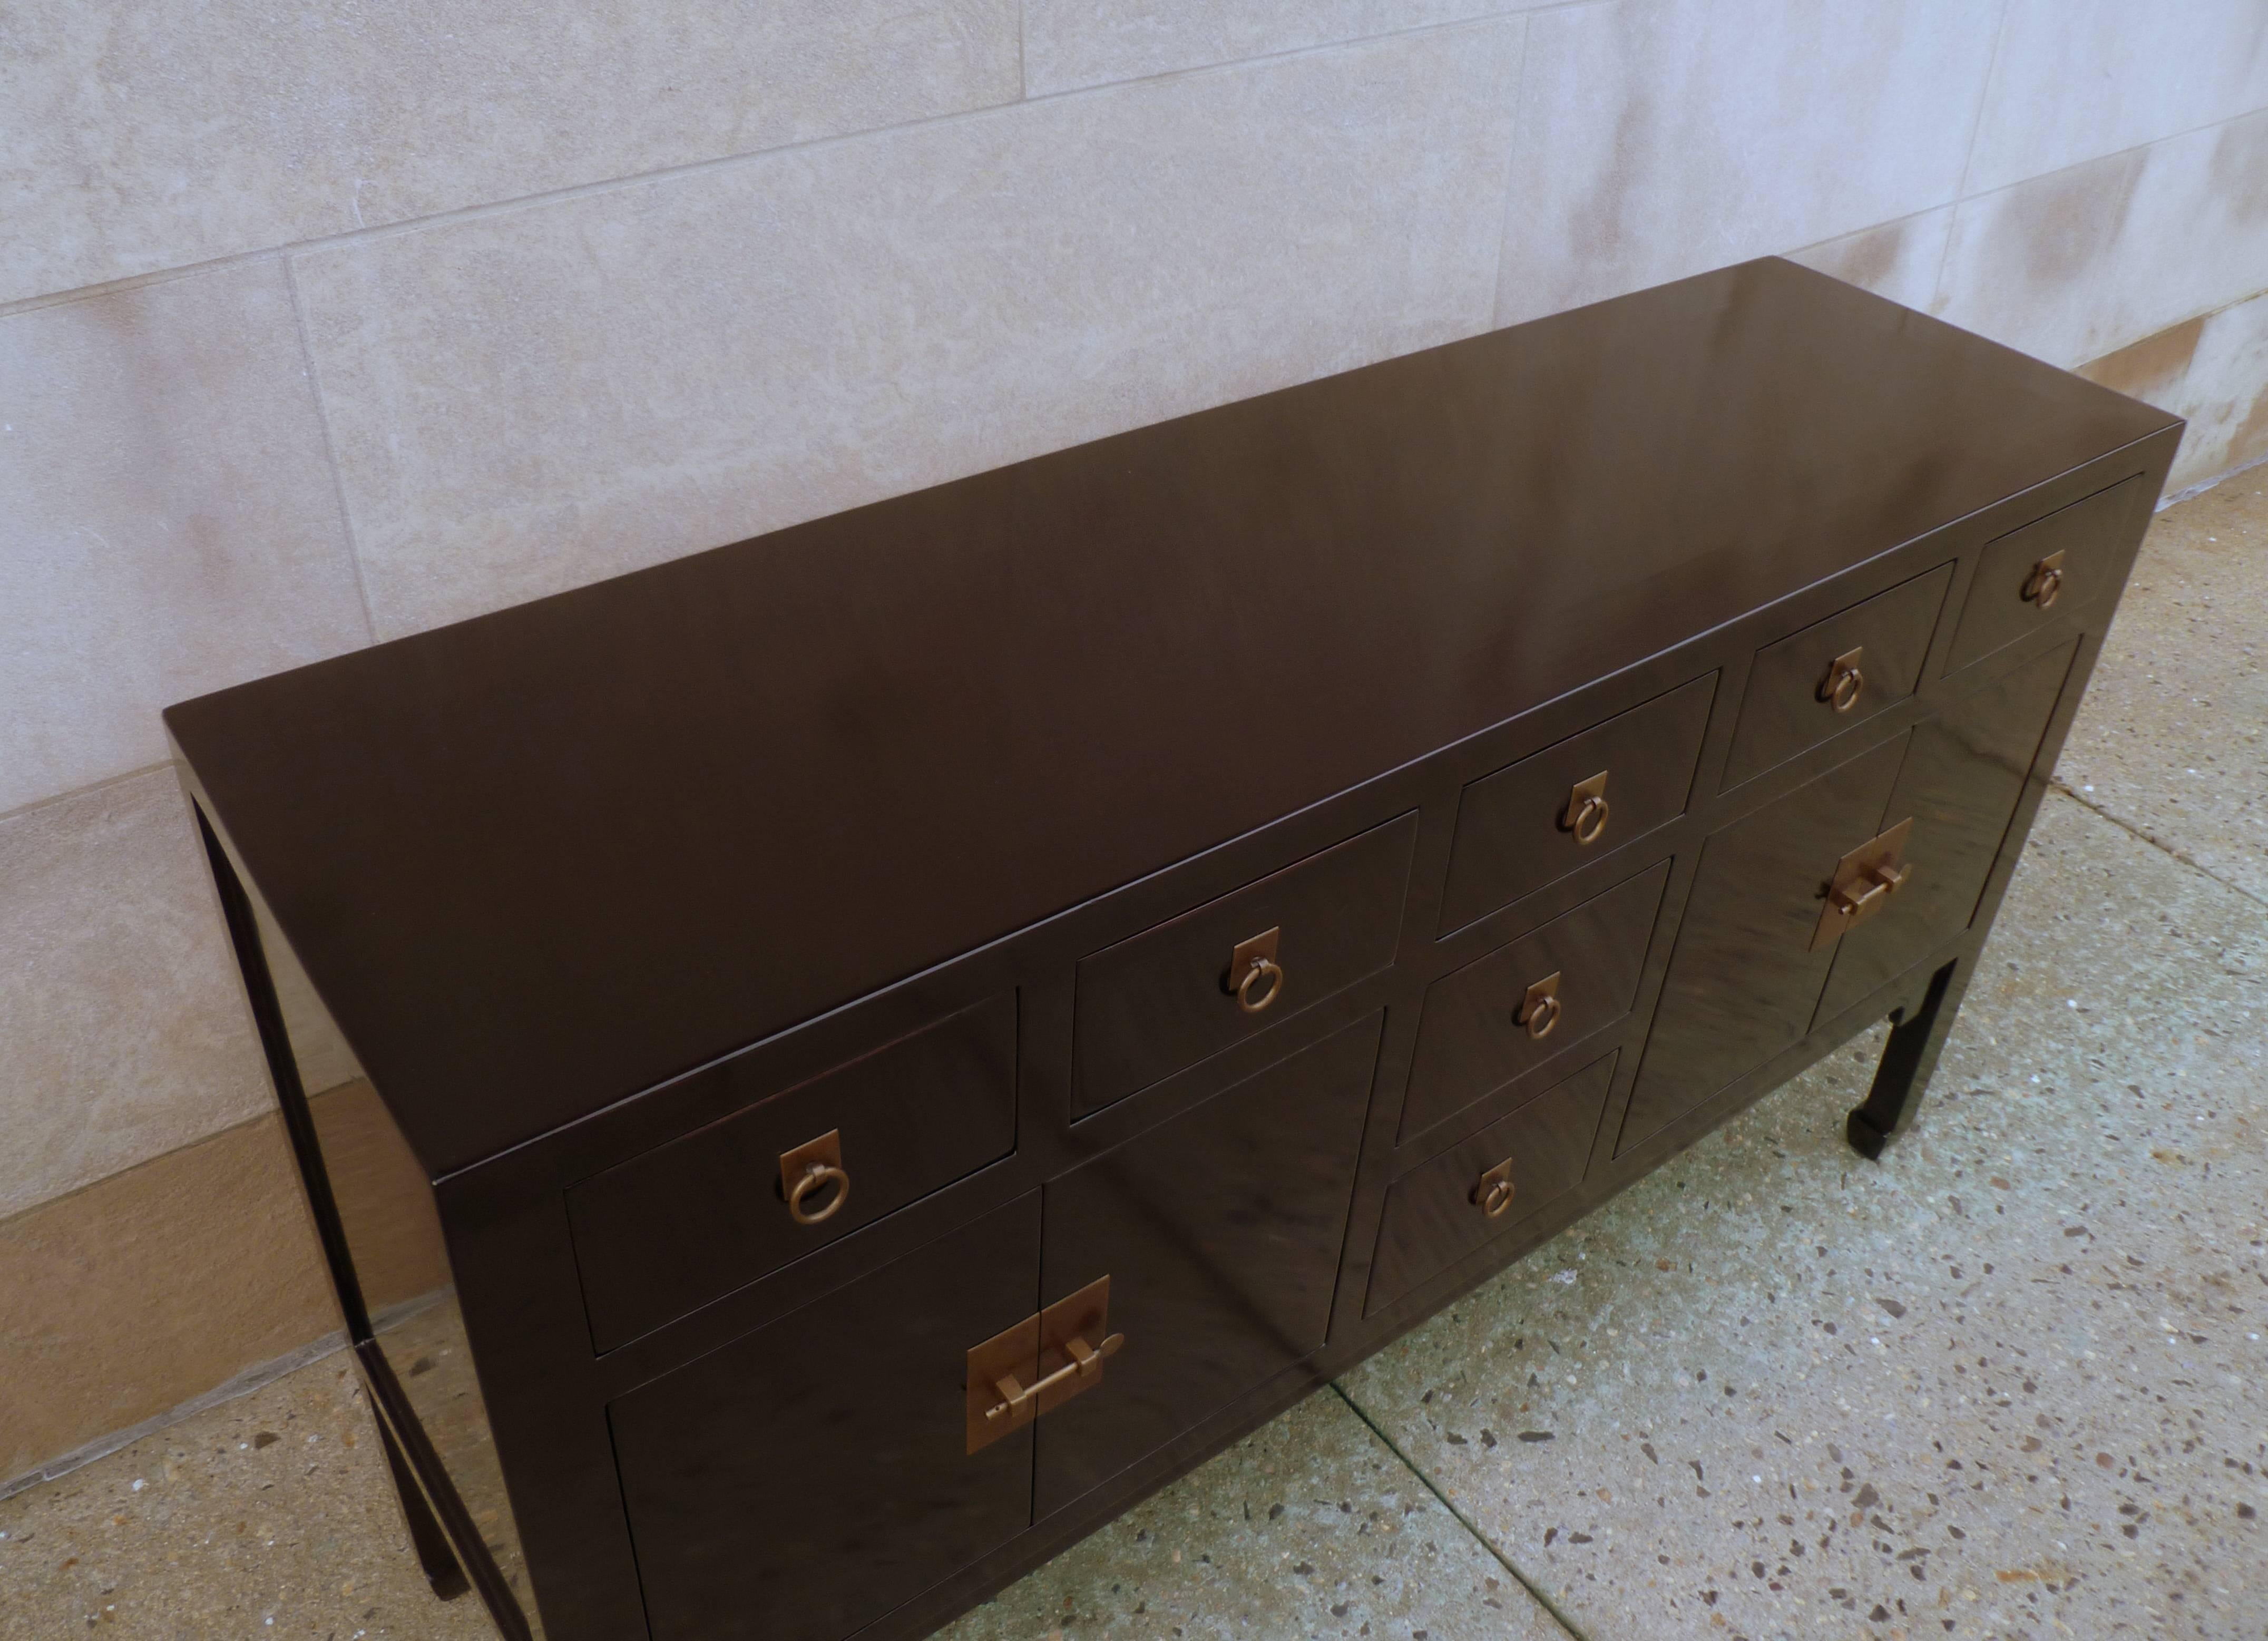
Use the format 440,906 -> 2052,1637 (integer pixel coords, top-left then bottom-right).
566,993 -> 1016,1352
1073,813 -> 1417,1116
1366,1050 -> 1616,1317
1438,675 -> 1713,935
1945,475 -> 2141,672
1402,859 -> 1666,1141
1723,563 -> 1952,785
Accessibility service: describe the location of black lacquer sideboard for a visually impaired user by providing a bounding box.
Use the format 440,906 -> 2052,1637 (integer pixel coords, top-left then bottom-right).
165,260 -> 2179,1641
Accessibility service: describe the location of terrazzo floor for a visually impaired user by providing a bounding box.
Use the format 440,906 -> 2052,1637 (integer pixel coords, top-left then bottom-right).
5,478 -> 2263,1640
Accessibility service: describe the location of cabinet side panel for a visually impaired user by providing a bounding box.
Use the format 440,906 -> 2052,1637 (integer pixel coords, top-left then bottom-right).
190,800 -> 542,1634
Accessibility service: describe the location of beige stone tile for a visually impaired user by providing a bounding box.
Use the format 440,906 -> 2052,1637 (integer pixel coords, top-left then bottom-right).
1341,792 -> 2268,1638
0,1113 -> 335,1483
1497,0 -> 1999,325
2059,482 -> 2268,906
0,0 -> 1020,304
0,770 -> 276,1217
2073,292 -> 2268,493
1023,0 -> 1547,94
0,262 -> 370,813
1965,0 -> 2268,197
296,23 -> 1524,638
937,1388 -> 1569,1641
1786,207 -> 1956,314
2165,292 -> 2268,491
0,1355 -> 494,1641
1934,111 -> 2268,369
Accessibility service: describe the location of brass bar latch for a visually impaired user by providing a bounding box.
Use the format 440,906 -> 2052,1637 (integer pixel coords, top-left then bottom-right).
2023,549 -> 2065,609
1226,927 -> 1284,1014
1810,817 -> 1915,951
1563,771 -> 1610,846
965,1276 -> 1124,1454
985,1329 -> 1123,1423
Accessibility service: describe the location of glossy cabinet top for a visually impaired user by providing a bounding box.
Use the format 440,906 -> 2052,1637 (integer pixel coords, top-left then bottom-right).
167,258 -> 2173,1175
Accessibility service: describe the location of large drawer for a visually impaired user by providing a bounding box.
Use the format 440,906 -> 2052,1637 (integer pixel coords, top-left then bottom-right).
566,994 -> 1017,1352
1401,859 -> 1667,1142
1946,476 -> 2140,672
1366,1051 -> 1616,1317
1723,564 -> 1951,785
1072,813 -> 1416,1116
1438,675 -> 1714,935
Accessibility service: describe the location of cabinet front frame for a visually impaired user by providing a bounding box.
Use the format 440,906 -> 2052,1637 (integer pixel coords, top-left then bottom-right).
280,432 -> 2170,1641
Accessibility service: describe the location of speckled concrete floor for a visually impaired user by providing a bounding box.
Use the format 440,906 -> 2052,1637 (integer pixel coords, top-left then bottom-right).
6,480 -> 2264,1641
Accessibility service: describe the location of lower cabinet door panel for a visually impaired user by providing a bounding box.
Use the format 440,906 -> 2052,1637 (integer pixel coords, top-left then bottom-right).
608,1196 -> 1041,1641
1817,639 -> 2077,1020
1033,1013 -> 1382,1519
1619,736 -> 1910,1154
1365,1050 -> 1617,1316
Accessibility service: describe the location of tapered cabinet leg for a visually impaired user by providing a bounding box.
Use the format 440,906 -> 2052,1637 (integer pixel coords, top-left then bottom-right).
370,1398 -> 471,1601
1847,957 -> 1968,1160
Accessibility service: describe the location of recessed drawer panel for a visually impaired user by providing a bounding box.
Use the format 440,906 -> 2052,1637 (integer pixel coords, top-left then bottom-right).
567,994 -> 1017,1352
1439,675 -> 1714,935
1724,563 -> 1952,785
1401,859 -> 1668,1142
1072,813 -> 1416,1117
1366,1050 -> 1616,1317
1947,475 -> 2140,672
610,1196 -> 1041,1641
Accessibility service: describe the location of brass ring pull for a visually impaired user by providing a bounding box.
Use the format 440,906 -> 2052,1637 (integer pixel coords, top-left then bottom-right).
1473,1161 -> 1517,1219
1820,648 -> 1864,715
2025,563 -> 2062,608
1523,993 -> 1560,1040
1572,794 -> 1610,846
1236,955 -> 1284,1015
786,1159 -> 850,1225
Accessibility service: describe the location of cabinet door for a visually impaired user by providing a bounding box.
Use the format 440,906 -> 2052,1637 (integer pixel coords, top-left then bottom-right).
1818,639 -> 2076,1019
1034,1013 -> 1381,1518
609,1197 -> 1039,1641
1620,737 -> 1909,1154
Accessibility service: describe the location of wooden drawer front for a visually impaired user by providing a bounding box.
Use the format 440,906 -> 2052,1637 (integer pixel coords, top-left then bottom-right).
610,1196 -> 1040,1641
1439,675 -> 1714,935
1366,1051 -> 1616,1317
1035,1012 -> 1380,1518
1947,475 -> 2140,672
1724,564 -> 1952,785
1620,735 -> 1910,1156
1072,814 -> 1416,1116
566,994 -> 1016,1352
1819,639 -> 2076,1021
1401,859 -> 1668,1142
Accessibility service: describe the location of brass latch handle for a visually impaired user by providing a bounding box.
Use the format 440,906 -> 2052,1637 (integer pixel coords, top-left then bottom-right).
1227,927 -> 1284,1014
778,1130 -> 850,1226
1517,971 -> 1562,1041
1819,647 -> 1865,714
1829,859 -> 1909,922
984,1330 -> 1124,1424
1809,817 -> 1915,951
1563,771 -> 1610,846
2023,550 -> 2065,609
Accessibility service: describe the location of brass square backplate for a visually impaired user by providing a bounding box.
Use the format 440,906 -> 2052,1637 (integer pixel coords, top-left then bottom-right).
1810,817 -> 1914,951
